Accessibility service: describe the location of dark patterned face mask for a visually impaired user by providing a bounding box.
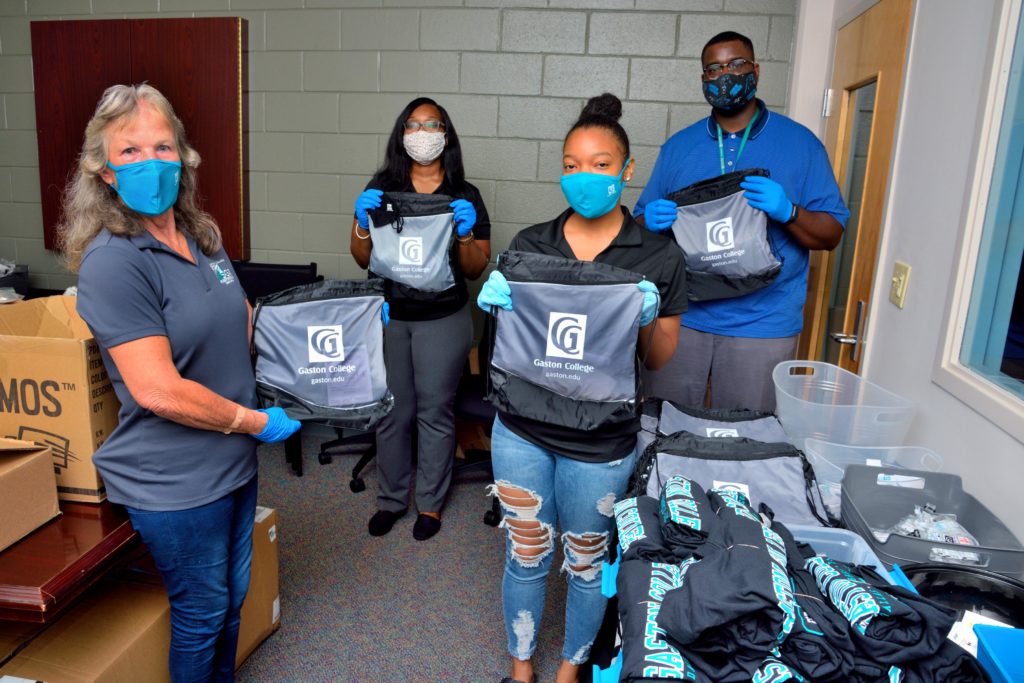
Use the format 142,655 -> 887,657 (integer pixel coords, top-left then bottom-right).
702,71 -> 758,112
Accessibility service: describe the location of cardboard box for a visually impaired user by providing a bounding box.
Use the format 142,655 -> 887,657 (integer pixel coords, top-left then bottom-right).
0,296 -> 120,502
0,437 -> 60,552
0,579 -> 171,683
236,505 -> 281,668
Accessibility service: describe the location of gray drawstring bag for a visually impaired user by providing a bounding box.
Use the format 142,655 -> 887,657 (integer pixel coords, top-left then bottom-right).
253,278 -> 393,430
667,168 -> 783,301
635,399 -> 788,461
629,404 -> 835,527
488,250 -> 647,431
367,192 -> 456,297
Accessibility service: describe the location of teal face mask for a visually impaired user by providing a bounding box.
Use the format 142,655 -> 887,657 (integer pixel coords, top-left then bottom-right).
559,160 -> 630,219
106,158 -> 182,216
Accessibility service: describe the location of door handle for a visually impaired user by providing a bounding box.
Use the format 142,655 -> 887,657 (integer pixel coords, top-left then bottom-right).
829,300 -> 866,362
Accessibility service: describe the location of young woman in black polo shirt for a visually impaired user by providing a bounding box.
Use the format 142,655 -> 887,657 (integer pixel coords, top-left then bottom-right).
477,94 -> 687,683
350,98 -> 491,541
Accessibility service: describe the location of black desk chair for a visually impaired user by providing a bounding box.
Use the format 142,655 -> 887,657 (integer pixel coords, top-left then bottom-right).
233,260 -> 321,476
320,334 -> 501,526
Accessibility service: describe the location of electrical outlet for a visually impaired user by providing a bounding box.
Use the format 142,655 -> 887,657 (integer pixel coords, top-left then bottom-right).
889,261 -> 911,308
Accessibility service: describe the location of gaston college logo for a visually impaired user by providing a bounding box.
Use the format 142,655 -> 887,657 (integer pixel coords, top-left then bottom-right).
706,216 -> 735,252
307,325 -> 344,363
545,313 -> 587,360
398,236 -> 424,265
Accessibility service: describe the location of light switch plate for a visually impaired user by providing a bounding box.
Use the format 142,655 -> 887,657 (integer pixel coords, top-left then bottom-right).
890,260 -> 911,308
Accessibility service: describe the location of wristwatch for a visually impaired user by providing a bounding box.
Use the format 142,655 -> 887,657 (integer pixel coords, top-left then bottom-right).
784,204 -> 800,224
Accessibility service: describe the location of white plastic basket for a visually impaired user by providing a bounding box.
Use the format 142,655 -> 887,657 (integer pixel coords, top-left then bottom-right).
772,361 -> 916,448
804,439 -> 944,517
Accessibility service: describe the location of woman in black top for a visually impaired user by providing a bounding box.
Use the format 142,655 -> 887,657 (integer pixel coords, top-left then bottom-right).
350,97 -> 491,540
477,94 -> 687,683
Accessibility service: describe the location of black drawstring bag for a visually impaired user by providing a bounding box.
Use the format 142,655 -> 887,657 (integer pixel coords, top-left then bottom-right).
488,250 -> 649,431
252,278 -> 393,430
667,168 -> 783,301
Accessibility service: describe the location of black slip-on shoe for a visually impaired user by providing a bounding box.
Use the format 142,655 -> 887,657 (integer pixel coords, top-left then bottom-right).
412,513 -> 442,541
499,676 -> 536,683
368,508 -> 406,536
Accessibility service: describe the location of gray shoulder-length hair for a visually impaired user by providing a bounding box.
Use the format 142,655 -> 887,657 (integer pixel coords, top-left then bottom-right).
59,83 -> 222,272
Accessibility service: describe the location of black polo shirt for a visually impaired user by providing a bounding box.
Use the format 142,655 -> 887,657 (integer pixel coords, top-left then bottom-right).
499,207 -> 687,462
363,177 -> 491,321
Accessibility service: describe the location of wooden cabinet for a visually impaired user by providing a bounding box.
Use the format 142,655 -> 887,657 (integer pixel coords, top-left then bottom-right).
31,18 -> 249,260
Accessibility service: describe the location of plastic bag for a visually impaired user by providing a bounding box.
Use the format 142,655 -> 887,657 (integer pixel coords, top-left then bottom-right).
873,503 -> 982,565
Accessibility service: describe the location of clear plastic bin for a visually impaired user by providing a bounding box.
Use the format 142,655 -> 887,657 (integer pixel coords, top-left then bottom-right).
842,465 -> 1024,578
772,361 -> 916,448
788,523 -> 894,584
804,439 -> 944,518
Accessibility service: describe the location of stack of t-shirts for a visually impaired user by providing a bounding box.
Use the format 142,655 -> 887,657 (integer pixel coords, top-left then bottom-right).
612,476 -> 990,683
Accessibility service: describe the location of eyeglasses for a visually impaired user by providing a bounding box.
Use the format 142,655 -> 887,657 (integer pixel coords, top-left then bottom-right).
403,120 -> 445,132
702,58 -> 755,79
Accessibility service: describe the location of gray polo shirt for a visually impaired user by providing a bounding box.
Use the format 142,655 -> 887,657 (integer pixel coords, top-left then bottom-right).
77,228 -> 257,511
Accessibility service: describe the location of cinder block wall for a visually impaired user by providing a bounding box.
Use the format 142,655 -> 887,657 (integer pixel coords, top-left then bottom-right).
0,0 -> 795,292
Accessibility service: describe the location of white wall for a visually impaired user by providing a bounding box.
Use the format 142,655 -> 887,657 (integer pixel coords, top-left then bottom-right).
855,0 -> 1024,539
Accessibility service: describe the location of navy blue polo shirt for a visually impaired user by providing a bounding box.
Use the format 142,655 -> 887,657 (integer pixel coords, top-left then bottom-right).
635,100 -> 850,338
77,228 -> 257,511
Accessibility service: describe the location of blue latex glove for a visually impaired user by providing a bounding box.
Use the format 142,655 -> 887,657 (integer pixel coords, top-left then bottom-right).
477,270 -> 512,313
642,198 -> 677,233
450,198 -> 477,237
254,407 -> 301,443
637,280 -> 660,327
381,301 -> 390,326
354,188 -> 384,229
741,175 -> 794,223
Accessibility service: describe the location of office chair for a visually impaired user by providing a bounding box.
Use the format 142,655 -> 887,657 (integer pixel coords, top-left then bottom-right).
232,260 -> 324,476
320,330 -> 502,526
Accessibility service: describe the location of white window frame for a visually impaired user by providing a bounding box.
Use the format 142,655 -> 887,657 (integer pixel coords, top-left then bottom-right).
935,0 -> 1024,444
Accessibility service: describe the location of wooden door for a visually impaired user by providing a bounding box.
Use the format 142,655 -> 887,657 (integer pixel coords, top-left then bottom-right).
30,18 -> 249,260
799,0 -> 913,372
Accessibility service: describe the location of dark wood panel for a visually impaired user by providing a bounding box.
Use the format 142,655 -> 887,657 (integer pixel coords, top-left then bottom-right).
0,501 -> 139,623
130,17 -> 249,260
30,18 -> 249,260
30,20 -> 131,252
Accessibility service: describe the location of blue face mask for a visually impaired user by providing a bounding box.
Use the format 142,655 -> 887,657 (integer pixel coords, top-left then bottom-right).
106,158 -> 182,216
559,160 -> 630,219
702,71 -> 758,112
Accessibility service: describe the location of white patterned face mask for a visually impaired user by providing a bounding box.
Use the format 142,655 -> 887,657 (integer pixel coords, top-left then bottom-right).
402,131 -> 445,165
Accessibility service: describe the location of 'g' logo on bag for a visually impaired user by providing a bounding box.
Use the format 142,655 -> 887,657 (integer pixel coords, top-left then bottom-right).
307,325 -> 345,363
398,236 -> 424,265
545,312 -> 587,360
706,427 -> 740,437
706,217 -> 735,252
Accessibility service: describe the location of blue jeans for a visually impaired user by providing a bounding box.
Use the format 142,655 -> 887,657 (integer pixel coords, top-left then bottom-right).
126,475 -> 257,683
490,417 -> 636,665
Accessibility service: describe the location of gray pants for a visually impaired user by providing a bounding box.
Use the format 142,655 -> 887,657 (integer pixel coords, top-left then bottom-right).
376,304 -> 472,513
643,326 -> 798,412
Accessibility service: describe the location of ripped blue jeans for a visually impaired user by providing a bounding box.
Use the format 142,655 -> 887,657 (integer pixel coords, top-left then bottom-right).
489,416 -> 636,666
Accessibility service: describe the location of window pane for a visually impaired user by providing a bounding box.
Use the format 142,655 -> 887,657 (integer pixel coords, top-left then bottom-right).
961,6 -> 1024,398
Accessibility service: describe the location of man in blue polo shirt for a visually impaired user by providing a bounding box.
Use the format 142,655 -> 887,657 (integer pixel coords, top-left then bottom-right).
635,30 -> 849,411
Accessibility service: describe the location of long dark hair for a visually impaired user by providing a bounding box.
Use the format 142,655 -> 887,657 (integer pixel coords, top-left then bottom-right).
371,97 -> 467,194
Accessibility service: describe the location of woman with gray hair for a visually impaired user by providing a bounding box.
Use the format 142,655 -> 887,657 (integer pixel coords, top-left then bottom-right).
62,83 -> 300,683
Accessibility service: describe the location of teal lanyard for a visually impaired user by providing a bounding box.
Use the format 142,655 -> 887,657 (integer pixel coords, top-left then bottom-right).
717,109 -> 760,176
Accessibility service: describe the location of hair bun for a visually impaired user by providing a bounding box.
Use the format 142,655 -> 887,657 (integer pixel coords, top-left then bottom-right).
580,93 -> 622,122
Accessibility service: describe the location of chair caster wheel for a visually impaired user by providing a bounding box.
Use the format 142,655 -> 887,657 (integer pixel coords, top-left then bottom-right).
318,452 -> 333,465
350,478 -> 366,493
483,509 -> 500,527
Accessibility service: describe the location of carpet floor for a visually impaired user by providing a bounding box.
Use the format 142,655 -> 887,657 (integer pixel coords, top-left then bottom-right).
236,432 -> 573,683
